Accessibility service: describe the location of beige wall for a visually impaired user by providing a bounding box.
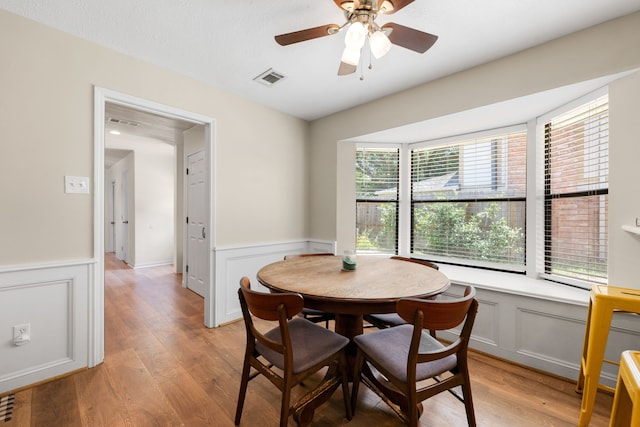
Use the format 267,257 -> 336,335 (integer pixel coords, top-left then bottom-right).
0,10 -> 309,266
309,12 -> 640,287
609,71 -> 640,286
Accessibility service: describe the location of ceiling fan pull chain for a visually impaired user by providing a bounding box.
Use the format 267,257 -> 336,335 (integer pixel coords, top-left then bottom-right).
360,45 -> 372,81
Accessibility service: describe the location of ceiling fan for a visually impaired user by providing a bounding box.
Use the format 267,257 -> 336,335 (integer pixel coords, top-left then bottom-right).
274,0 -> 438,76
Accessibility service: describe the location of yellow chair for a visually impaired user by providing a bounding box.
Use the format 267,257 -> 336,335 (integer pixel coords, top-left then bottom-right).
609,351 -> 640,427
576,285 -> 640,427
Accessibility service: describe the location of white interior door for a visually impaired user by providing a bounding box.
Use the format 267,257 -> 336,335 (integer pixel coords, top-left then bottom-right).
186,151 -> 207,297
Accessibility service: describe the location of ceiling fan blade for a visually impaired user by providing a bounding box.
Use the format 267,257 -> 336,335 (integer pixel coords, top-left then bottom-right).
275,24 -> 340,46
382,22 -> 438,53
338,61 -> 357,76
381,0 -> 415,14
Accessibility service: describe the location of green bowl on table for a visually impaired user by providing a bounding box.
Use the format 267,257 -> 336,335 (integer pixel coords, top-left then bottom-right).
342,259 -> 357,271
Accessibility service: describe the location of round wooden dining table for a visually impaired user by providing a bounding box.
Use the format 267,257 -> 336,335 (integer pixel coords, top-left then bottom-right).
257,255 -> 451,422
256,255 -> 451,341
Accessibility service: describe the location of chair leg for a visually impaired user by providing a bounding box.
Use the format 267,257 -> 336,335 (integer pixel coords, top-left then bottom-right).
234,356 -> 251,425
280,379 -> 293,427
406,389 -> 420,427
461,363 -> 476,427
351,349 -> 365,414
339,353 -> 353,420
461,376 -> 476,427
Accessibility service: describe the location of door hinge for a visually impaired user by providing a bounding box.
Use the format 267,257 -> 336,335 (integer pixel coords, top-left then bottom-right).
186,265 -> 189,273
186,168 -> 189,175
186,216 -> 189,224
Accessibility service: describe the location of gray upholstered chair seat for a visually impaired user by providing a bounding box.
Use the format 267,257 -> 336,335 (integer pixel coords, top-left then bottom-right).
351,286 -> 478,426
302,308 -> 330,315
364,257 -> 440,330
354,324 -> 456,383
257,317 -> 349,373
365,312 -> 406,328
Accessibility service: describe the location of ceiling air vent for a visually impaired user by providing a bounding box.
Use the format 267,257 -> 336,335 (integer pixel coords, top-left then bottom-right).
107,117 -> 141,127
253,68 -> 286,87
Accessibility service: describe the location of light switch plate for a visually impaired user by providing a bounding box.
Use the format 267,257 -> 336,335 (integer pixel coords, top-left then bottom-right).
65,176 -> 90,194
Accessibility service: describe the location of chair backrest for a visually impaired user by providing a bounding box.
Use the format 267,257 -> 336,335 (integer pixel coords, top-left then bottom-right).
390,255 -> 439,270
284,253 -> 334,260
397,286 -> 476,331
238,276 -> 303,321
238,277 -> 305,357
397,286 -> 478,366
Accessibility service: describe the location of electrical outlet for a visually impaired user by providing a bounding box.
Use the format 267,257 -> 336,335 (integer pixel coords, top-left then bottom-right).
13,323 -> 30,346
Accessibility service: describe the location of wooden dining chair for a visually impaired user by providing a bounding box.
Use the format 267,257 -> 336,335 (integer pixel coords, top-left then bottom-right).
363,256 -> 440,330
235,277 -> 352,427
352,286 -> 478,427
284,253 -> 336,328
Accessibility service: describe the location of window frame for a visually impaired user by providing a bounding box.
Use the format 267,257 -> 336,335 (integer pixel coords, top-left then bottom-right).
407,124 -> 528,271
354,144 -> 402,254
537,87 -> 609,288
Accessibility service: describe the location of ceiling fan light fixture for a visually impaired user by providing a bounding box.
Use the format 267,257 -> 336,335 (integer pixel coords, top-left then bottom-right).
369,30 -> 392,58
339,1 -> 355,12
379,1 -> 395,13
273,0 -> 439,77
344,21 -> 367,48
341,45 -> 361,66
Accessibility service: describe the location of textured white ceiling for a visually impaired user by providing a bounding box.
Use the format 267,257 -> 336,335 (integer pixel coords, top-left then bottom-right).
2,0 -> 639,122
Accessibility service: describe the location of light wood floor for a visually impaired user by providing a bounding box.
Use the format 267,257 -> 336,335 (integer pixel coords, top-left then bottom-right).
5,254 -> 613,426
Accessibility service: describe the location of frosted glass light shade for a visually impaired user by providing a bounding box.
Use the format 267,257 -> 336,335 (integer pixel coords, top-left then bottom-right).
369,30 -> 392,58
345,22 -> 367,48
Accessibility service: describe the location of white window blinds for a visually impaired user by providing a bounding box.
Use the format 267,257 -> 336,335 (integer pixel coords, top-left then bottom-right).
410,129 -> 527,269
355,147 -> 399,254
544,94 -> 608,284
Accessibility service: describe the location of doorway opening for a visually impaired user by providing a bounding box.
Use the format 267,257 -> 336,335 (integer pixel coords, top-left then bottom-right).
93,87 -> 216,367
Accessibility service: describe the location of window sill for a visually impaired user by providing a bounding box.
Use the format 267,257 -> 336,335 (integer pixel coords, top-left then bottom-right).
437,264 -> 591,306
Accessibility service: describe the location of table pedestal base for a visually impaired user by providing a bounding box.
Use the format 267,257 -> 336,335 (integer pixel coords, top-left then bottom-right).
334,313 -> 363,379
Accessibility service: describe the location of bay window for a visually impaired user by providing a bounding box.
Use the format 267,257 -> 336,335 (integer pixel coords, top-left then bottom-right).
353,90 -> 609,288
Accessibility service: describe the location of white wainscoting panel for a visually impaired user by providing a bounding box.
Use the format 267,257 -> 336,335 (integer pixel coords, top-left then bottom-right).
515,307 -> 585,374
0,261 -> 91,394
439,283 -> 640,387
212,244 -> 640,386
213,240 -> 335,325
471,298 -> 500,348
